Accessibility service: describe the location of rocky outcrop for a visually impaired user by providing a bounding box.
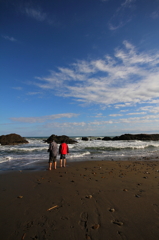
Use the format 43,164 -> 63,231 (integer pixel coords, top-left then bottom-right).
112,134 -> 159,141
44,134 -> 77,144
101,134 -> 159,141
82,137 -> 89,141
0,133 -> 29,145
102,136 -> 112,141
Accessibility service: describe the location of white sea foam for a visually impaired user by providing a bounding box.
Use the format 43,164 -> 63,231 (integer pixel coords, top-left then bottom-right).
0,156 -> 13,163
0,137 -> 159,171
69,151 -> 90,158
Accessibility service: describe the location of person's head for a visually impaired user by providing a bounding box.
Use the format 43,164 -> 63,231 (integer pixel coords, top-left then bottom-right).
61,140 -> 64,143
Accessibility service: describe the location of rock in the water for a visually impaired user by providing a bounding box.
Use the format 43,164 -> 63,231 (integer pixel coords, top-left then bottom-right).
102,136 -> 112,141
82,137 -> 89,141
112,133 -> 159,141
0,133 -> 29,145
44,134 -> 77,144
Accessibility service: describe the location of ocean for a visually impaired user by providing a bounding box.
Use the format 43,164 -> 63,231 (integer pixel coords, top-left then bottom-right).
1,136 -> 159,172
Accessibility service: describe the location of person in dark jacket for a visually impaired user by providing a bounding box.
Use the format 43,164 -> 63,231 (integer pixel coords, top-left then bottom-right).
59,140 -> 69,167
48,140 -> 58,170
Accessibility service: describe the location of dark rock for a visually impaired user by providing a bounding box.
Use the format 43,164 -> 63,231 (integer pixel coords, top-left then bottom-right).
102,136 -> 112,141
112,134 -> 159,141
82,137 -> 89,141
44,134 -> 77,144
0,133 -> 29,145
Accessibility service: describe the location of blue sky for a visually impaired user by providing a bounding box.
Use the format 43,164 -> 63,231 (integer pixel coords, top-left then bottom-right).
1,0 -> 159,137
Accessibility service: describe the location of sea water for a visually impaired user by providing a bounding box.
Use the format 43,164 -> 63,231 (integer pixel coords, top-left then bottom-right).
0,136 -> 159,172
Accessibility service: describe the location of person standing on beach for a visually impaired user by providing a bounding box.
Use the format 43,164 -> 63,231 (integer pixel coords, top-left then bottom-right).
59,140 -> 69,167
48,140 -> 58,170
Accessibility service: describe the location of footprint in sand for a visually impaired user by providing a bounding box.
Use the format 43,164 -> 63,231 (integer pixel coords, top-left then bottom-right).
117,231 -> 127,240
79,212 -> 88,230
153,203 -> 159,214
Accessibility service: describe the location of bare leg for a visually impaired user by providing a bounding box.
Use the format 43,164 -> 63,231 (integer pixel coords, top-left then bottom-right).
60,159 -> 62,167
54,161 -> 57,170
63,159 -> 66,167
49,162 -> 52,170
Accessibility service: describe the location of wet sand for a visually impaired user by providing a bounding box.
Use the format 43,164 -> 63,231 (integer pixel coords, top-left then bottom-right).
0,160 -> 159,240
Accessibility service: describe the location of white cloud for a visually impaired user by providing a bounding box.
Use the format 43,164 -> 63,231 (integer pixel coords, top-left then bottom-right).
2,35 -> 17,42
151,9 -> 159,19
11,113 -> 79,123
140,106 -> 159,114
120,110 -> 128,112
95,113 -> 103,118
126,112 -> 146,115
108,0 -> 135,30
108,22 -> 126,31
9,113 -> 159,136
27,92 -> 42,95
25,8 -> 47,22
45,121 -> 87,129
121,0 -> 135,7
34,41 -> 159,108
37,114 -> 159,132
23,6 -> 57,26
118,114 -> 159,124
12,87 -> 22,90
109,114 -> 123,117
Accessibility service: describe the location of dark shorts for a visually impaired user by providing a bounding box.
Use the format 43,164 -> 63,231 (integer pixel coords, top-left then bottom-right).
49,153 -> 57,163
60,154 -> 66,159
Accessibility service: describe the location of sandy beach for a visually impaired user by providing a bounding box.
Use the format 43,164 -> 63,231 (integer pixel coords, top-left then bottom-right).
0,160 -> 159,240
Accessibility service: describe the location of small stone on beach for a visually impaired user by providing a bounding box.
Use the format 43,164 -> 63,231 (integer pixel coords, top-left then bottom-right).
112,220 -> 123,226
86,234 -> 91,239
135,194 -> 140,198
85,195 -> 92,199
123,188 -> 128,191
92,224 -> 100,230
18,196 -> 23,199
109,208 -> 115,212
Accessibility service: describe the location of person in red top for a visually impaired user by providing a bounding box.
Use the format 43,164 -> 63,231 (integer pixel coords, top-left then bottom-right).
59,140 -> 69,167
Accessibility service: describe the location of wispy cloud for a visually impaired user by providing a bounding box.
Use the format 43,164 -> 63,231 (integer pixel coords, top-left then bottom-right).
2,35 -> 17,42
108,0 -> 136,30
27,92 -> 42,95
12,87 -> 22,90
37,114 -> 159,133
118,114 -> 159,124
10,112 -> 159,135
34,41 -> 159,108
151,8 -> 159,19
109,114 -> 123,117
126,112 -> 146,115
25,7 -> 47,22
140,106 -> 159,114
95,113 -> 103,118
121,0 -> 135,7
22,6 -> 57,26
11,113 -> 79,123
